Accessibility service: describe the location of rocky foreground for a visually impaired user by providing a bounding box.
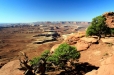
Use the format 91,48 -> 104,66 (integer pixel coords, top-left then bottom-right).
1,54 -> 114,75
85,54 -> 114,75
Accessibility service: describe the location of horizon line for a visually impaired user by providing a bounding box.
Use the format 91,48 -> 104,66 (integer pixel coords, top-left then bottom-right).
0,21 -> 91,24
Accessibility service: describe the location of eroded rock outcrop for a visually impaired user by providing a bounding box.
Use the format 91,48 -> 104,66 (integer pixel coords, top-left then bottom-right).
85,55 -> 114,75
0,60 -> 24,75
64,32 -> 85,45
65,35 -> 80,45
80,37 -> 98,44
75,40 -> 91,51
103,12 -> 114,28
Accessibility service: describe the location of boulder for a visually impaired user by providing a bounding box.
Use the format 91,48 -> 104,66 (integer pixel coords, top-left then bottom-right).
76,40 -> 91,51
0,60 -> 24,75
80,37 -> 98,43
66,35 -> 80,45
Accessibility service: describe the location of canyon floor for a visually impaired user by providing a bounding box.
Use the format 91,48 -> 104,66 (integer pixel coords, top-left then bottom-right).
0,31 -> 114,68
0,33 -> 61,64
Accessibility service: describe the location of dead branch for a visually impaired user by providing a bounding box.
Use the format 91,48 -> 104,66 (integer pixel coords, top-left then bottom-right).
19,51 -> 33,70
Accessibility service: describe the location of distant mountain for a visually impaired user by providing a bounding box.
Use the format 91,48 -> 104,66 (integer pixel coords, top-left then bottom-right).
0,21 -> 91,27
32,21 -> 91,25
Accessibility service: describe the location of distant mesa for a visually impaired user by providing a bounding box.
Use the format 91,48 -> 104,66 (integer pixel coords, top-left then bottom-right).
0,21 -> 91,27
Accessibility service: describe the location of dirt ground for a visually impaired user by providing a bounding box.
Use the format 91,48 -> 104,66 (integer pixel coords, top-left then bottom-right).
79,41 -> 114,66
0,32 -> 62,65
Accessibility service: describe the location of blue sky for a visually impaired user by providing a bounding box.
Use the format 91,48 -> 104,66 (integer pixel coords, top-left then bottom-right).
0,0 -> 114,23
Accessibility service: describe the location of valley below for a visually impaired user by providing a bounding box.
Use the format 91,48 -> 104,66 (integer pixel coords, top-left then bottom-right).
1,22 -> 114,75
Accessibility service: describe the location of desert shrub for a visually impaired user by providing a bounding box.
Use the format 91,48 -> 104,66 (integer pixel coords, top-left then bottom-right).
40,50 -> 50,58
30,56 -> 41,65
30,43 -> 80,67
110,28 -> 114,35
47,43 -> 80,65
86,15 -> 109,38
30,50 -> 50,65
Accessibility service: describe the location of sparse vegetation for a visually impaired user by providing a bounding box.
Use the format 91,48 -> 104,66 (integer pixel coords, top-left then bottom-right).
30,43 -> 80,67
47,43 -> 80,65
30,50 -> 50,65
30,56 -> 41,66
40,50 -> 50,58
110,28 -> 114,36
86,15 -> 110,38
86,16 -> 107,37
86,15 -> 114,38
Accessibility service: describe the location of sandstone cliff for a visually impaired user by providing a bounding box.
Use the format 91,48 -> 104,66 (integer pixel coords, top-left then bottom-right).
103,12 -> 114,28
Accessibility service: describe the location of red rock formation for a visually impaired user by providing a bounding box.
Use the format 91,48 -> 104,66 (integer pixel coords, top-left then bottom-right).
0,60 -> 24,75
85,55 -> 114,75
64,32 -> 85,45
103,12 -> 114,28
65,35 -> 80,45
80,37 -> 98,44
75,40 -> 91,51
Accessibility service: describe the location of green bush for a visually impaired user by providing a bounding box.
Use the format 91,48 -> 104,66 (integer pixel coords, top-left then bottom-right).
30,56 -> 41,65
86,15 -> 109,38
40,50 -> 50,58
110,28 -> 114,35
30,50 -> 50,65
47,43 -> 80,65
30,43 -> 80,66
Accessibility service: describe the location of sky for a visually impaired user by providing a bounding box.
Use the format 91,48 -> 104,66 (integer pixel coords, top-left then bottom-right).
0,0 -> 114,23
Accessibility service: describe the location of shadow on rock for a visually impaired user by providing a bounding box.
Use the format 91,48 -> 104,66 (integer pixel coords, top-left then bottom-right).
59,62 -> 99,75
